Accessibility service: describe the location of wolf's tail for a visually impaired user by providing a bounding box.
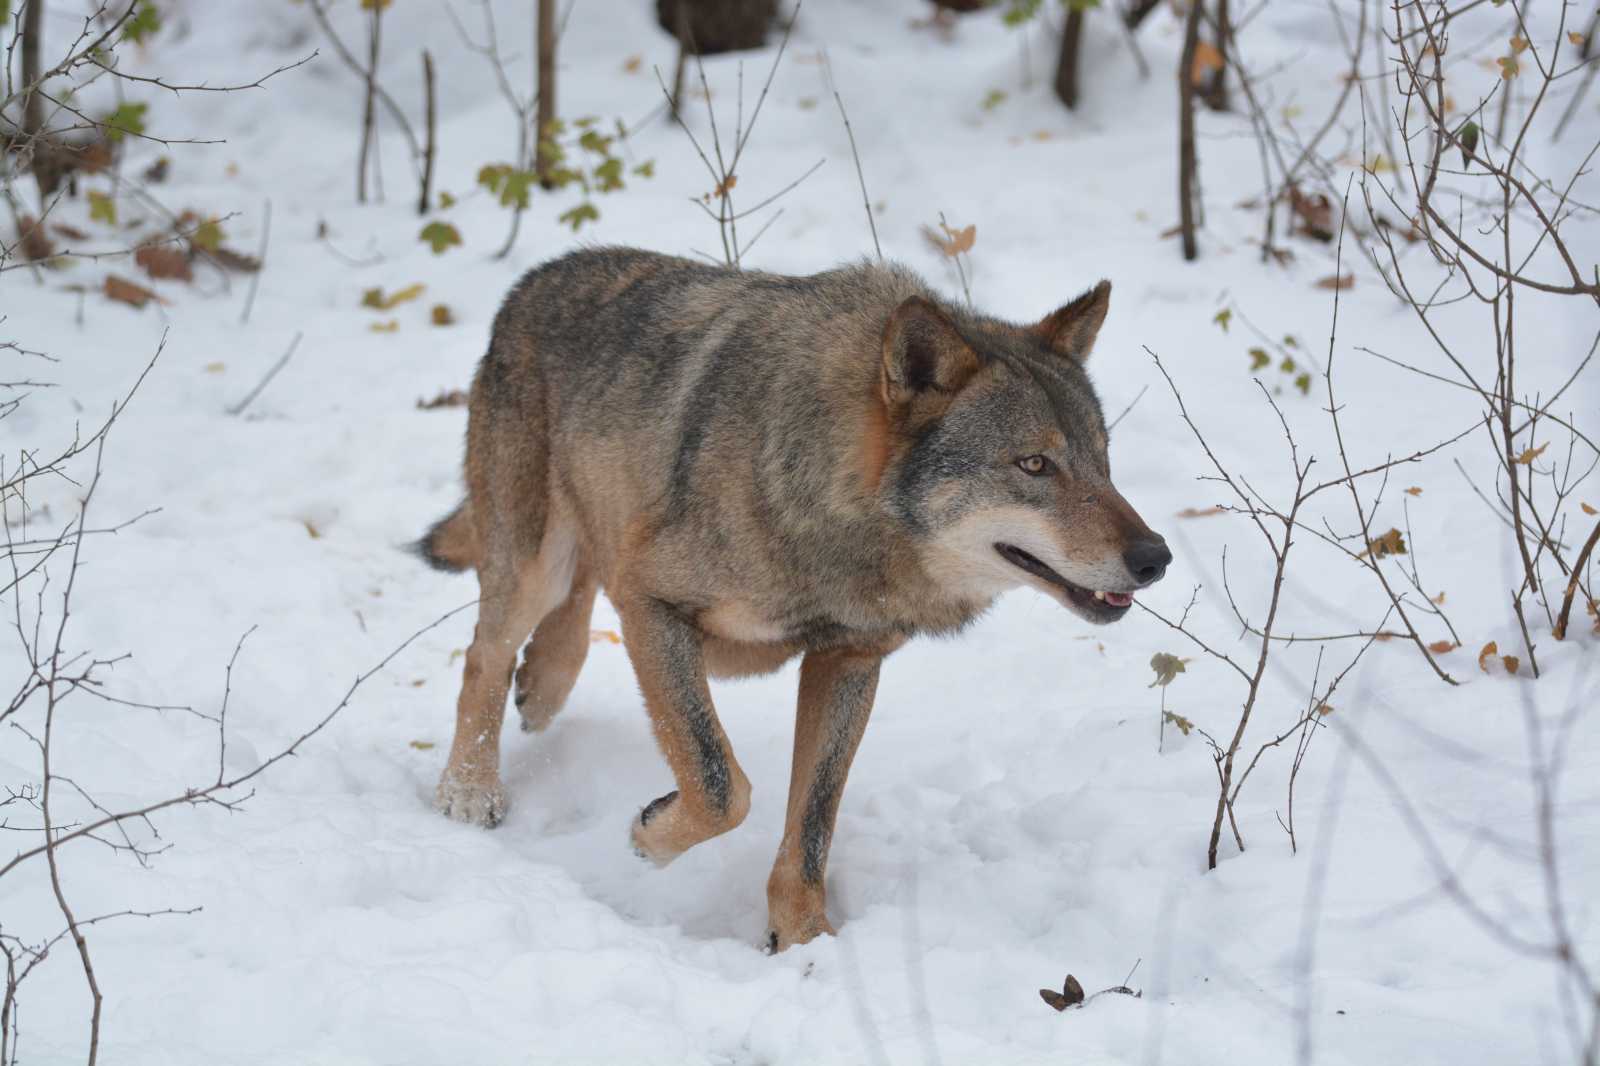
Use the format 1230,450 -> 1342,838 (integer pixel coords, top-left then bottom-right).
415,502 -> 478,573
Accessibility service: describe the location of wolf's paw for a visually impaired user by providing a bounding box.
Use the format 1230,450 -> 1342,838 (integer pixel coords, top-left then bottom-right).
514,691 -> 557,734
763,913 -> 836,954
434,770 -> 507,828
629,790 -> 683,866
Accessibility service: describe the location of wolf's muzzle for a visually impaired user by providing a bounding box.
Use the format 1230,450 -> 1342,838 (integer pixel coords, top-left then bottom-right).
1124,536 -> 1172,587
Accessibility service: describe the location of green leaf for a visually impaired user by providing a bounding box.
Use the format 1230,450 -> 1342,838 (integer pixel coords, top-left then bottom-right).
1294,372 -> 1312,395
480,166 -> 535,209
1148,652 -> 1188,688
593,157 -> 624,192
981,88 -> 1008,111
438,190 -> 456,209
192,218 -> 222,251
558,202 -> 600,232
1062,0 -> 1103,10
121,1 -> 162,44
1282,334 -> 1299,348
101,101 -> 148,142
632,160 -> 655,179
1457,120 -> 1479,169
1162,710 -> 1194,736
419,220 -> 462,254
1002,0 -> 1042,26
1213,308 -> 1232,332
88,190 -> 117,226
1248,347 -> 1271,370
577,129 -> 614,156
1279,355 -> 1296,373
0,2 -> 11,27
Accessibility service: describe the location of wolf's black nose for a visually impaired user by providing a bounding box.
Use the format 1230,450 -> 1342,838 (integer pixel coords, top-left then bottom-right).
1124,537 -> 1172,586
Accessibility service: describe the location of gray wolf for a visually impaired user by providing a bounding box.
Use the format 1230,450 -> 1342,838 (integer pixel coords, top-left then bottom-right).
417,247 -> 1170,951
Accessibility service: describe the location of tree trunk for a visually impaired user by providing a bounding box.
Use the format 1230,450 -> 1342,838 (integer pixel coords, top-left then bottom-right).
20,0 -> 44,140
535,0 -> 557,188
656,0 -> 776,55
1053,7 -> 1086,110
1178,0 -> 1202,261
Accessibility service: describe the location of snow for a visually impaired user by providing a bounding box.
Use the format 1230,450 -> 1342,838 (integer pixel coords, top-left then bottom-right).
4,0 -> 1597,1063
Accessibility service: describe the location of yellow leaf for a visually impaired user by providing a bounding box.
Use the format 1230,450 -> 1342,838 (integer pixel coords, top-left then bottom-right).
1582,502 -> 1597,515
623,54 -> 642,73
431,303 -> 455,326
361,283 -> 425,311
1405,486 -> 1423,496
1431,591 -> 1447,605
409,740 -> 435,750
1515,442 -> 1548,465
369,319 -> 399,333
1510,35 -> 1528,53
1478,641 -> 1499,672
1569,32 -> 1587,47
204,361 -> 225,373
590,629 -> 622,645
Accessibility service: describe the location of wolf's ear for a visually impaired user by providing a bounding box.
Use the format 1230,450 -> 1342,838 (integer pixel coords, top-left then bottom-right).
881,296 -> 982,415
1033,280 -> 1111,363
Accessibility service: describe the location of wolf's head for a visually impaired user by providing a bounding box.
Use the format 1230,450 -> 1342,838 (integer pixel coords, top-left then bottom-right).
877,282 -> 1169,625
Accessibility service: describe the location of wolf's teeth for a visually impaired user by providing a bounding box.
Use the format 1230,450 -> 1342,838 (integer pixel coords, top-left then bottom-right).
1093,590 -> 1106,602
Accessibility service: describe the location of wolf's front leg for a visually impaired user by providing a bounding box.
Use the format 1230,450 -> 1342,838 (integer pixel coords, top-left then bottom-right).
617,595 -> 753,865
765,648 -> 884,952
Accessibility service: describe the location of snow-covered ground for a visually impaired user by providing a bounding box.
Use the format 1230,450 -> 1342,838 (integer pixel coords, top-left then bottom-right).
5,0 -> 1598,1063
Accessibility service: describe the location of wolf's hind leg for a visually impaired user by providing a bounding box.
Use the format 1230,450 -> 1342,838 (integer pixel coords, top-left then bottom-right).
514,571 -> 598,733
764,648 -> 884,952
616,595 -> 752,865
437,526 -> 576,827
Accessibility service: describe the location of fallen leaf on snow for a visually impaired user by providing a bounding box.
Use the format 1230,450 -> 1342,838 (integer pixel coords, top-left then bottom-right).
103,274 -> 163,308
1040,975 -> 1086,1012
135,241 -> 193,281
1316,274 -> 1355,290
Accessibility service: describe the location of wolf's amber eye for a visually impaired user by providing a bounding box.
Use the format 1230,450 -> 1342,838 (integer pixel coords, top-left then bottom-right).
1016,455 -> 1050,476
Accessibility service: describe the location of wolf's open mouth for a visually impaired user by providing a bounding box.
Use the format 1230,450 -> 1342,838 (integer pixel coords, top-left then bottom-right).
994,543 -> 1134,618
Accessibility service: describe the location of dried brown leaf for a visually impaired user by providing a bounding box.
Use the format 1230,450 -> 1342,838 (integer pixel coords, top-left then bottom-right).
1359,528 -> 1407,559
16,215 -> 54,261
1478,641 -> 1498,673
135,241 -> 193,282
416,388 -> 468,410
1427,640 -> 1457,654
1176,505 -> 1226,518
1315,273 -> 1355,290
103,274 -> 163,308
